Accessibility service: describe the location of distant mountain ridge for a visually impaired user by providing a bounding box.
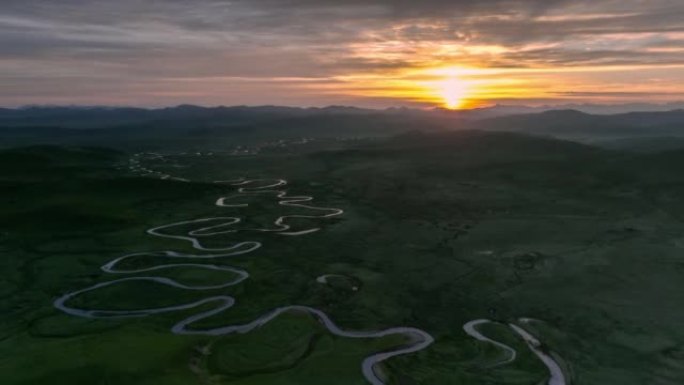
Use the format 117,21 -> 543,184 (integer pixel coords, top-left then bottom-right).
455,102 -> 684,117
2,104 -> 684,150
472,109 -> 684,140
0,105 -> 383,129
3,103 -> 684,128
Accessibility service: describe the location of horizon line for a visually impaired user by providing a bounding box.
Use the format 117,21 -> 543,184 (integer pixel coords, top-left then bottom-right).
4,100 -> 684,112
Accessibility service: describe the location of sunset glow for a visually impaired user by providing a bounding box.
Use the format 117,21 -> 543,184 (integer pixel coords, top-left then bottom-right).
440,76 -> 468,109
426,67 -> 483,109
2,1 -> 684,109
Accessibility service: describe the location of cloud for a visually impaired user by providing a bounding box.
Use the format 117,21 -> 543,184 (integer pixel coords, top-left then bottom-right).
1,0 -> 684,106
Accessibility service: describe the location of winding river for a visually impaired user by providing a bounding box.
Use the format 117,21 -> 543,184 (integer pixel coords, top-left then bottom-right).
462,319 -> 517,366
463,318 -> 568,385
61,153 -> 569,384
53,176 -> 434,385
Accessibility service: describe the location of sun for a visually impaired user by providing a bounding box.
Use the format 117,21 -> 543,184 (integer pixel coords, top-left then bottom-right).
439,75 -> 468,110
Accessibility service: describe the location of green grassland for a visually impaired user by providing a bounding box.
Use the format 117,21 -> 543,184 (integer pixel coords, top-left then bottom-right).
2,130 -> 684,384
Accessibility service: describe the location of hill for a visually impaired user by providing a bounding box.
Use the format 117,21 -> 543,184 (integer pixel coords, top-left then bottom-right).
473,109 -> 684,142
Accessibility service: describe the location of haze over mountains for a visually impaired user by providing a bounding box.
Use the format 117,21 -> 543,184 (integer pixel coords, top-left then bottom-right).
2,104 -> 684,151
4,101 -> 684,126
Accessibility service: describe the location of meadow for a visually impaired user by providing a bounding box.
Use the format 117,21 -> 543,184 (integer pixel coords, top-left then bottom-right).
2,130 -> 684,384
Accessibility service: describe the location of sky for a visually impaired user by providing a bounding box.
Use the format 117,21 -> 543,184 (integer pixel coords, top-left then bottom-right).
2,0 -> 684,109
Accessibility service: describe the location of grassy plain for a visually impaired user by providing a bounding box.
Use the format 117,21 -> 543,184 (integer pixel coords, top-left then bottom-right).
2,131 -> 684,384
